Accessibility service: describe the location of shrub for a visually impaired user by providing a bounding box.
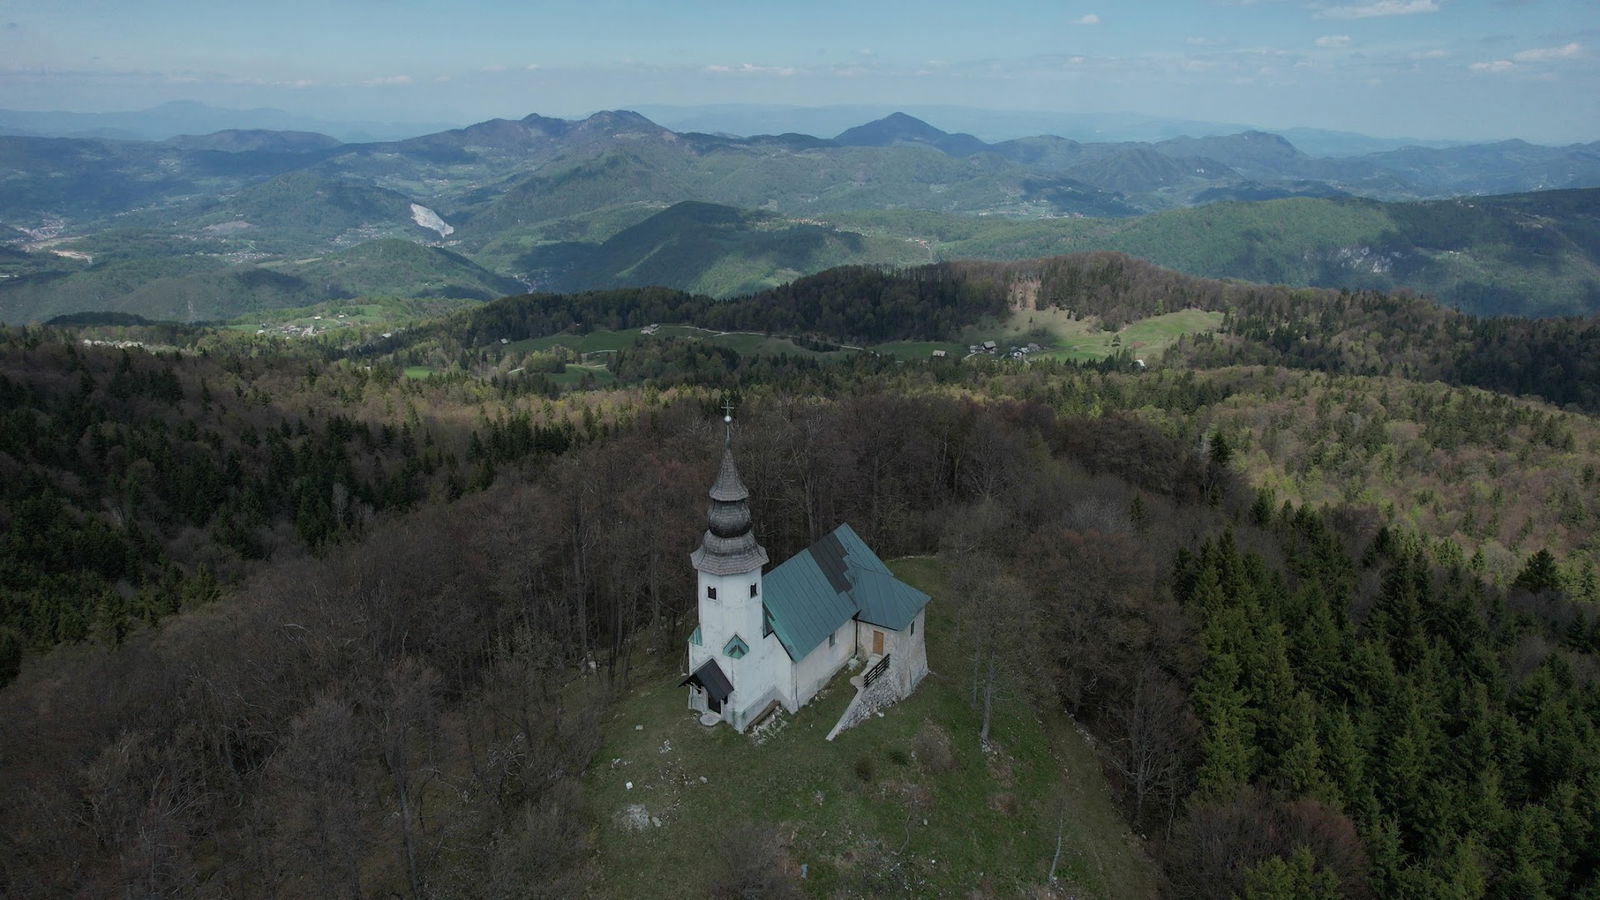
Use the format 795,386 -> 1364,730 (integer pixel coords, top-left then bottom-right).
913,722 -> 957,774
712,823 -> 800,899
854,755 -> 877,782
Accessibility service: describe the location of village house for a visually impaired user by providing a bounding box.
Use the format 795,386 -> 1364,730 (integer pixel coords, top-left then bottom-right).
681,413 -> 930,731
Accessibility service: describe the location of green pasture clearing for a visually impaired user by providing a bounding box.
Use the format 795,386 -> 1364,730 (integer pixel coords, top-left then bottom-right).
955,307 -> 1222,363
871,340 -> 968,361
704,331 -> 855,360
1119,309 -> 1225,354
548,364 -> 618,387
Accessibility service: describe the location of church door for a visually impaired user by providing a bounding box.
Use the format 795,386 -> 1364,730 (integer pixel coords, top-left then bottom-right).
872,630 -> 884,655
708,693 -> 721,714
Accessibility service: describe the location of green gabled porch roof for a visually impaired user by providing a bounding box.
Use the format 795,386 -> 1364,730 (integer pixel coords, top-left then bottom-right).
762,523 -> 931,661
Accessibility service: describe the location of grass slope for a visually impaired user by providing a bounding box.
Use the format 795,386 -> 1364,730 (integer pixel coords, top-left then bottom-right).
956,306 -> 1225,363
585,558 -> 1153,897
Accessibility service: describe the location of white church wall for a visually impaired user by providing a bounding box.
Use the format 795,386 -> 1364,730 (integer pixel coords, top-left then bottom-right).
726,625 -> 789,727
695,569 -> 765,659
855,620 -> 890,660
791,617 -> 856,709
898,609 -> 930,694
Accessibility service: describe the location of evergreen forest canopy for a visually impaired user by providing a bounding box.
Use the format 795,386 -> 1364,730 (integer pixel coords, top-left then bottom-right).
2,253 -> 1600,896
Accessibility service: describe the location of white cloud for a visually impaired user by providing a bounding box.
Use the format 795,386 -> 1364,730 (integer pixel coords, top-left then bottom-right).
1512,42 -> 1582,62
1071,13 -> 1101,25
361,74 -> 413,86
1410,48 -> 1450,59
1315,35 -> 1352,47
1317,0 -> 1439,19
1469,59 -> 1516,72
702,63 -> 802,76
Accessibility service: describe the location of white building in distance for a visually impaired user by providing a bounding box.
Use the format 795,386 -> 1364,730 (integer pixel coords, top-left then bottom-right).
681,416 -> 930,732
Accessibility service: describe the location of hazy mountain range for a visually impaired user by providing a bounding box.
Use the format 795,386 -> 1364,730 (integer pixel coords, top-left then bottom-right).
0,100 -> 1476,156
2,108 -> 1597,323
0,101 -> 456,144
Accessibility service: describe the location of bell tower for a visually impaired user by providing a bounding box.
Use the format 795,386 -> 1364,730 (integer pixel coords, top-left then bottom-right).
688,404 -> 769,699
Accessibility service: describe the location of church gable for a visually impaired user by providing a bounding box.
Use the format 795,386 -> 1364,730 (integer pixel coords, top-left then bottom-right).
849,568 -> 930,632
763,523 -> 930,661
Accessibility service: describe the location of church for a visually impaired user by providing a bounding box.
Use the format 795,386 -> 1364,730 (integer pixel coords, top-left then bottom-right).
681,414 -> 930,732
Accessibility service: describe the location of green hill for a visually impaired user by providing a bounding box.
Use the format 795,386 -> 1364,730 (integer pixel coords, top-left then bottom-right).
504,201 -> 926,297
190,172 -> 421,234
0,238 -> 519,323
827,188 -> 1600,317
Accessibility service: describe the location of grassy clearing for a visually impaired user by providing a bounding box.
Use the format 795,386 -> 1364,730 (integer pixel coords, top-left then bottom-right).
584,557 -> 1153,898
954,307 -> 1223,364
1120,309 -> 1225,356
548,364 -> 618,387
1038,309 -> 1225,363
401,365 -> 437,379
508,329 -> 647,355
872,340 -> 968,361
705,332 -> 854,360
224,296 -> 480,332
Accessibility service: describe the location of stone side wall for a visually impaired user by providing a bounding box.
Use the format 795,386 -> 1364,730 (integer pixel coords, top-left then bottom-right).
826,666 -> 900,741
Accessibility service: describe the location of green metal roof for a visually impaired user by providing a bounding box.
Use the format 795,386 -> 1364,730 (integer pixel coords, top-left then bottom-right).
762,523 -> 931,661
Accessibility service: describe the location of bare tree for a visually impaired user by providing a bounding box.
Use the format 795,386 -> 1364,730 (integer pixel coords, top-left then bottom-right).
1106,659 -> 1197,835
273,691 -> 365,897
376,658 -> 442,899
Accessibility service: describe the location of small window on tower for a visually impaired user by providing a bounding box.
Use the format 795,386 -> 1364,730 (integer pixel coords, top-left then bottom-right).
828,632 -> 836,648
750,583 -> 758,598
707,586 -> 717,600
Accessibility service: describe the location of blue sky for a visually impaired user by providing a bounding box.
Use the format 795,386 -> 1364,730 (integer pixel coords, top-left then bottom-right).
1,0 -> 1595,142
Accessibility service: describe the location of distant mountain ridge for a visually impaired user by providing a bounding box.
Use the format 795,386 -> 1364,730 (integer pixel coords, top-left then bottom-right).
0,100 -> 455,143
166,130 -> 342,154
834,111 -> 990,156
4,107 -> 1599,323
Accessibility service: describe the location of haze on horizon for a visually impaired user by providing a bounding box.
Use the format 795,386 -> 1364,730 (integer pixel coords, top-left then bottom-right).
0,0 -> 1595,145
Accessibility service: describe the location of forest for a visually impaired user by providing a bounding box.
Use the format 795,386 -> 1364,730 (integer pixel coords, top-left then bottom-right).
2,252 -> 1599,897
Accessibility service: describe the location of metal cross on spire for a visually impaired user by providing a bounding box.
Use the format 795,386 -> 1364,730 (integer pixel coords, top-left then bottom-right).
722,397 -> 735,447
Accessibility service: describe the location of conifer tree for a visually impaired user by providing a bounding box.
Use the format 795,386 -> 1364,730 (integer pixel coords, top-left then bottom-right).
1238,847 -> 1342,900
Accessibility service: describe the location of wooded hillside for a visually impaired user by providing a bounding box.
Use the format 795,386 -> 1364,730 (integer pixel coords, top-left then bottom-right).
3,255 -> 1599,896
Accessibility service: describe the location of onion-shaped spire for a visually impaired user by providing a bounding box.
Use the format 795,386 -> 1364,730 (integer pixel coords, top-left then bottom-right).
691,403 -> 768,576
